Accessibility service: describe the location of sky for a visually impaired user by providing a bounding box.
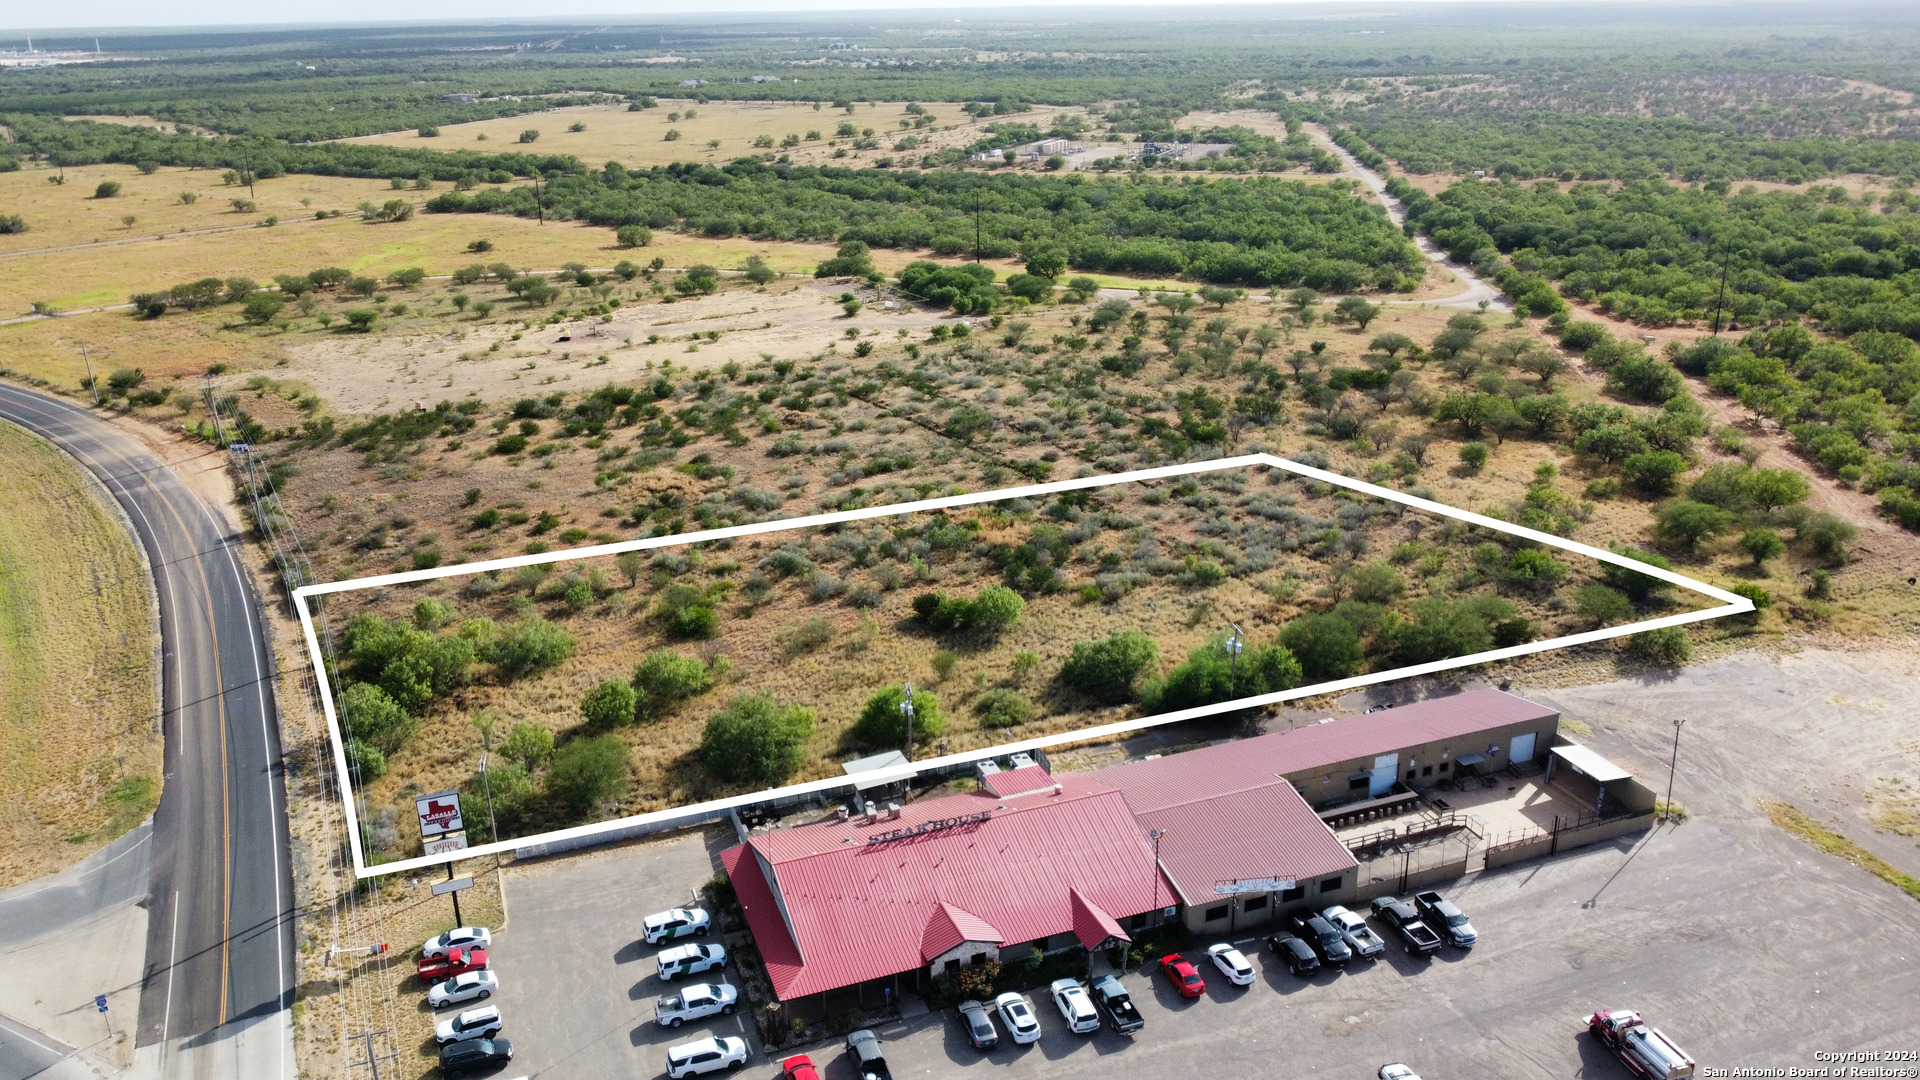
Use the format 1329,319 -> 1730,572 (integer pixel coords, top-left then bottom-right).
1,0 -> 1549,35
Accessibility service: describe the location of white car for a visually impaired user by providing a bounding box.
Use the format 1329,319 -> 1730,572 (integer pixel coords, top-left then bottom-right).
656,982 -> 740,1027
1048,979 -> 1100,1035
434,1004 -> 503,1046
665,1035 -> 747,1078
1207,942 -> 1256,986
657,942 -> 727,982
992,991 -> 1042,1044
1379,1065 -> 1424,1080
643,907 -> 712,945
427,970 -> 498,1009
422,926 -> 492,959
1323,905 -> 1388,960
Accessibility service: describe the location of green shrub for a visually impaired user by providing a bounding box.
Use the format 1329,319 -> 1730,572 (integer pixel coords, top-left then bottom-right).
347,739 -> 387,780
633,652 -> 715,717
340,682 -> 418,755
967,587 -> 1025,633
1627,626 -> 1692,666
1737,527 -> 1784,567
1059,630 -> 1159,704
491,617 -> 575,678
1601,545 -> 1675,602
855,685 -> 944,746
1457,441 -> 1490,473
1279,615 -> 1363,681
1573,584 -> 1634,626
668,604 -> 718,639
700,694 -> 815,786
1654,499 -> 1735,550
973,688 -> 1035,728
545,735 -> 631,815
502,722 -> 554,770
1797,512 -> 1857,565
1146,636 -> 1302,712
580,679 -> 638,729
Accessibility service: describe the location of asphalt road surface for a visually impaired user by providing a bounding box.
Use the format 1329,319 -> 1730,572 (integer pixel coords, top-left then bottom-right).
0,385 -> 293,1076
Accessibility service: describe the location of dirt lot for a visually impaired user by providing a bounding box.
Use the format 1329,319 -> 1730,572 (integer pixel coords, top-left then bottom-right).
0,419 -> 159,888
334,99 -> 1077,172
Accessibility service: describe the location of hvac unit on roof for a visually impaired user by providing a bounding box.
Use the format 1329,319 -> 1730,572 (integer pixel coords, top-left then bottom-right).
886,802 -> 901,819
863,799 -> 878,824
976,760 -> 1002,781
836,805 -> 849,823
1008,752 -> 1038,771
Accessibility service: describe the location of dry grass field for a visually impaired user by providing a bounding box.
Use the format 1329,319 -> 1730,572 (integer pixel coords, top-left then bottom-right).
334,98 -> 1072,170
0,420 -> 159,888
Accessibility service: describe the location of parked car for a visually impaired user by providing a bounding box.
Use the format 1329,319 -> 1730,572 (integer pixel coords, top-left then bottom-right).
665,1035 -> 747,1078
1265,932 -> 1321,977
1288,913 -> 1354,966
418,947 -> 488,982
427,970 -> 498,1009
1158,953 -> 1205,998
643,907 -> 712,945
992,992 -> 1042,1044
1412,890 -> 1478,948
657,942 -> 727,982
1089,974 -> 1144,1034
422,927 -> 492,959
1379,1065 -> 1424,1080
956,999 -> 998,1050
1369,897 -> 1443,956
1206,942 -> 1256,986
438,1036 -> 511,1076
1322,905 -> 1387,959
845,1028 -> 893,1080
655,982 -> 739,1027
778,1054 -> 819,1080
1049,978 -> 1100,1034
435,1005 -> 503,1046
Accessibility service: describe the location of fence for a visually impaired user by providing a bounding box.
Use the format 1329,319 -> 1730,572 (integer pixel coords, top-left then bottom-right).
1344,812 -> 1476,859
1480,808 -> 1657,871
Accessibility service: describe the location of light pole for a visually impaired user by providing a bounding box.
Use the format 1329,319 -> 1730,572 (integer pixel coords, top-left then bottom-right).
1662,717 -> 1687,820
1224,623 -> 1246,696
899,681 -> 916,760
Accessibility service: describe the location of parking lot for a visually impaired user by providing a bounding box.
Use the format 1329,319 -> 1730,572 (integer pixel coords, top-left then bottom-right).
473,770 -> 1920,1080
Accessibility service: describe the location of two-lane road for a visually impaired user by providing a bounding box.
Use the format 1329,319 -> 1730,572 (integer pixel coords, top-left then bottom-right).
0,385 -> 293,1077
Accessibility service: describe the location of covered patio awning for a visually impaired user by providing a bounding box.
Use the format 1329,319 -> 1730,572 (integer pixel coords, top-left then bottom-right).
1550,744 -> 1631,783
1454,752 -> 1486,767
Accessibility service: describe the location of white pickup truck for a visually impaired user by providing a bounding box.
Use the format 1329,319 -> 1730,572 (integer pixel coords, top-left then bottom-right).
655,983 -> 739,1028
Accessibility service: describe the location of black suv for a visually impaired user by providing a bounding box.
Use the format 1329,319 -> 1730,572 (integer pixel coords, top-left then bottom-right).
1287,912 -> 1354,966
1265,931 -> 1321,976
440,1037 -> 512,1075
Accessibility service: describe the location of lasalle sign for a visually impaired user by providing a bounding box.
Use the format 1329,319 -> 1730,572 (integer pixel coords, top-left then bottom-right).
416,790 -> 464,838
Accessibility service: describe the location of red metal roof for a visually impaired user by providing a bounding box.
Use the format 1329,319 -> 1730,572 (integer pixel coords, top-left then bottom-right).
982,765 -> 1055,799
1127,783 -> 1356,906
920,902 -> 1003,962
1100,689 -> 1557,814
1068,888 -> 1129,950
724,772 -> 1166,1000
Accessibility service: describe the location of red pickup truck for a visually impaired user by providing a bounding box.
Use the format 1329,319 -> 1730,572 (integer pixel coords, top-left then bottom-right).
419,947 -> 489,982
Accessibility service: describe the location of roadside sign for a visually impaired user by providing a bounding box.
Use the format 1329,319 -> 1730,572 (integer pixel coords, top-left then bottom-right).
431,876 -> 475,896
425,831 -> 469,856
228,442 -> 250,454
416,791 -> 464,838
95,994 -> 108,1013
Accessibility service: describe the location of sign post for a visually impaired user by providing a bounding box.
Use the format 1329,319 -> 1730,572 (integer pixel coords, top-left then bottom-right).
415,791 -> 464,845
432,872 -> 475,926
96,993 -> 109,1043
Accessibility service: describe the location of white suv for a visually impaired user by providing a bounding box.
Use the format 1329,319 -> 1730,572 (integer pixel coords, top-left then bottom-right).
666,1035 -> 747,1078
434,1005 -> 503,1046
643,907 -> 712,945
1049,979 -> 1100,1034
657,942 -> 728,982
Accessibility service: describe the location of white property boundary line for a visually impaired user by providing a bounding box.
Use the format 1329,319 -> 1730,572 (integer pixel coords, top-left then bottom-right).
292,452 -> 1750,878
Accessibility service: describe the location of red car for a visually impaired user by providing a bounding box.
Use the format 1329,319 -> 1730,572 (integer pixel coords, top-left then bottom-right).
418,947 -> 489,982
779,1054 -> 818,1080
1159,953 -> 1205,999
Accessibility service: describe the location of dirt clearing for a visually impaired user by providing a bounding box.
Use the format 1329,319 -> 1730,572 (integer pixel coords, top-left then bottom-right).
0,419 -> 160,889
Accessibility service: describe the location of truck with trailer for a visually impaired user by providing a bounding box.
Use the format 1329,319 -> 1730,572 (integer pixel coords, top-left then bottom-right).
1586,1008 -> 1695,1079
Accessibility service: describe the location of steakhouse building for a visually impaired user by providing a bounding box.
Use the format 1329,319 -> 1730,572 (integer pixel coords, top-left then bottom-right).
725,689 -> 1564,1009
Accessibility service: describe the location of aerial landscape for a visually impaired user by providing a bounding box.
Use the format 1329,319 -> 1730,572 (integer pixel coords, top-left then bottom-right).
0,4 -> 1917,1080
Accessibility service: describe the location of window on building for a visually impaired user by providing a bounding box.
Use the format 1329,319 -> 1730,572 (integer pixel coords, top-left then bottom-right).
1347,775 -> 1370,791
1438,761 -> 1451,772
1280,885 -> 1305,902
1243,895 -> 1269,912
1406,768 -> 1416,781
1129,914 -> 1148,930
1423,765 -> 1434,777
1319,876 -> 1343,894
1204,904 -> 1229,922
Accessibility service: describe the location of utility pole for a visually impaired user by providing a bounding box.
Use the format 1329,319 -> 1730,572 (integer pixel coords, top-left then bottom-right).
1662,717 -> 1687,820
80,341 -> 100,405
1710,242 -> 1734,336
348,1028 -> 397,1080
1225,623 -> 1245,695
973,193 -> 982,264
899,681 -> 916,760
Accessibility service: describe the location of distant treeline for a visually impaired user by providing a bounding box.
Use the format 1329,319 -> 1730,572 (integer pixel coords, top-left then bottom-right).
1,115 -> 578,182
426,161 -> 1425,290
1339,109 -> 1920,182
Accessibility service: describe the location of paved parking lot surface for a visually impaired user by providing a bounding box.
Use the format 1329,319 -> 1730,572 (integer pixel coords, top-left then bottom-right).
488,827 -> 740,1080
